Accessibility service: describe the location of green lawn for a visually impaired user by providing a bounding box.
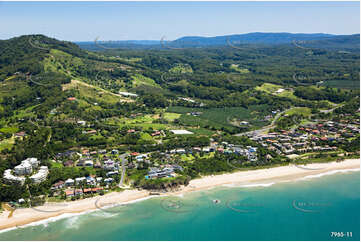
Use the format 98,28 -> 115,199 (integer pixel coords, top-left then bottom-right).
163,112 -> 181,121
167,105 -> 271,129
255,83 -> 283,93
256,83 -> 299,100
140,132 -> 153,141
0,137 -> 15,151
230,64 -> 250,74
0,126 -> 19,134
285,107 -> 312,117
131,74 -> 160,88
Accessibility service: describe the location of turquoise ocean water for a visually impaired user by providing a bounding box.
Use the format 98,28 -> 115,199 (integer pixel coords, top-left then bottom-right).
0,171 -> 359,241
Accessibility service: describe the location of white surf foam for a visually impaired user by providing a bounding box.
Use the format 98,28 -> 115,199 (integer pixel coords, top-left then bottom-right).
223,182 -> 276,188
297,168 -> 360,181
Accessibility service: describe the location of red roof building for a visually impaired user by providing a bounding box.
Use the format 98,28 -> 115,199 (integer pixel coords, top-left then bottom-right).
65,190 -> 74,197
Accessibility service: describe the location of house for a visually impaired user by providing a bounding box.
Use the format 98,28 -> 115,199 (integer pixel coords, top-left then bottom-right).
65,189 -> 74,197
106,171 -> 119,177
275,88 -> 285,94
111,149 -> 119,155
67,97 -> 76,101
83,188 -> 92,194
84,160 -> 94,167
118,91 -> 138,98
77,120 -> 86,126
103,160 -> 115,170
51,181 -> 65,190
15,131 -> 26,138
104,178 -> 114,183
151,131 -> 161,136
240,121 -> 249,126
99,149 -> 107,154
216,147 -> 224,153
75,189 -> 83,196
190,112 -> 202,116
75,177 -> 86,184
82,149 -> 90,155
65,178 -> 75,186
92,187 -> 104,193
135,154 -> 147,161
170,130 -> 193,135
202,147 -> 210,153
86,177 -> 96,185
176,149 -> 186,154
64,160 -> 74,167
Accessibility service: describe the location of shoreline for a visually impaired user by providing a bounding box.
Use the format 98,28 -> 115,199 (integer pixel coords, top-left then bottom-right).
0,158 -> 359,232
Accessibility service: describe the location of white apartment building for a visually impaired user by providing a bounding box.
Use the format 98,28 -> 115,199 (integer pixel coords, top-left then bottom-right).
14,158 -> 40,175
3,169 -> 25,185
30,166 -> 49,183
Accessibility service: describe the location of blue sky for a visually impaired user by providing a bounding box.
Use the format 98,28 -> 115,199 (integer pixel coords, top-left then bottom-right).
0,1 -> 359,41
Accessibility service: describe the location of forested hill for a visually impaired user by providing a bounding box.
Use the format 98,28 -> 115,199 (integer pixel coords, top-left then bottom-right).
76,32 -> 360,51
0,35 -> 86,79
174,32 -> 334,45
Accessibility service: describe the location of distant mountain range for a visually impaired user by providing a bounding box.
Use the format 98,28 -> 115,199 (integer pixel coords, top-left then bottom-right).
76,32 -> 360,51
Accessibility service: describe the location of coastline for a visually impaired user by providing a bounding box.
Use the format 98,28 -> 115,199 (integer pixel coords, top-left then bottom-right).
0,158 -> 359,232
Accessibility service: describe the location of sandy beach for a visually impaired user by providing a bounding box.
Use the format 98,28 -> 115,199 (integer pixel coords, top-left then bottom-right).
0,158 -> 359,232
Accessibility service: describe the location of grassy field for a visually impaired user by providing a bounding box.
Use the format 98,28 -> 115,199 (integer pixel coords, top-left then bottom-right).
62,79 -> 129,104
255,83 -> 283,93
0,126 -> 19,134
0,78 -> 33,102
43,49 -> 84,76
230,64 -> 250,74
256,83 -> 300,100
140,132 -> 153,141
285,107 -> 312,117
167,105 -> 271,129
169,64 -> 193,74
163,112 -> 181,121
0,136 -> 15,151
105,115 -> 172,130
131,74 -> 160,88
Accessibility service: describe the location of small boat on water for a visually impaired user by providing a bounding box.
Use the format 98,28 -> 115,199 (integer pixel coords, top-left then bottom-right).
213,199 -> 221,204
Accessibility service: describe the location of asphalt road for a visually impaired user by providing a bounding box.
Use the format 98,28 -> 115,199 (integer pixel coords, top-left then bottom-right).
234,108 -> 289,137
118,153 -> 128,187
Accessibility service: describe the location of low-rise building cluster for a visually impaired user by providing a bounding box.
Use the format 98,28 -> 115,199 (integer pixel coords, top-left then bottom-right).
249,120 -> 359,157
3,158 -> 47,185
